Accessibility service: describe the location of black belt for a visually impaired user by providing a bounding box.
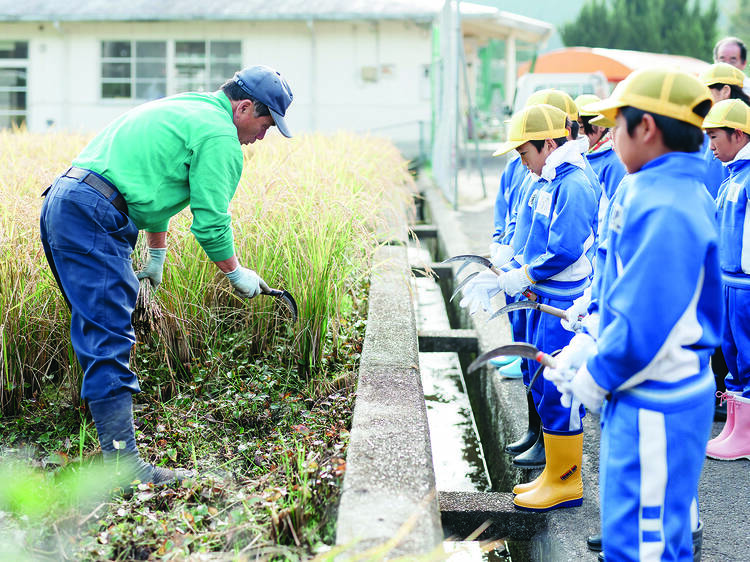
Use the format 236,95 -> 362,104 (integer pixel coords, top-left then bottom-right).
62,167 -> 129,216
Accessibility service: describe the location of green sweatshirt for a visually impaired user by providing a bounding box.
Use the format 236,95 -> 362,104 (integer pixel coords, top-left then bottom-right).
73,91 -> 243,262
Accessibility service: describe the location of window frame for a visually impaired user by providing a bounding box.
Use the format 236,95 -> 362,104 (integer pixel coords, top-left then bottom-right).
100,39 -> 242,102
0,40 -> 29,129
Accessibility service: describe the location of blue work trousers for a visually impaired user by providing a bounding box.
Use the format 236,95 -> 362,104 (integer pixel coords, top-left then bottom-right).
40,174 -> 141,401
600,387 -> 712,561
722,285 -> 750,397
526,293 -> 585,432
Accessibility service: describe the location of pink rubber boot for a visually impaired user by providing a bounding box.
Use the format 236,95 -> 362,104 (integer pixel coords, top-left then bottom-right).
706,391 -> 737,449
706,394 -> 750,460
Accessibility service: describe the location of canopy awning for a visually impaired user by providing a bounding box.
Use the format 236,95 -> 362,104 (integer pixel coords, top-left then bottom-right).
518,47 -> 711,82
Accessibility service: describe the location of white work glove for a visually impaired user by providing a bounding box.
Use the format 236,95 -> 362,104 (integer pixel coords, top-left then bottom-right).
459,269 -> 502,315
580,312 -> 601,339
561,290 -> 591,333
136,247 -> 167,289
568,364 -> 608,413
499,266 -> 532,297
543,333 -> 598,408
489,242 -> 515,268
224,266 -> 268,299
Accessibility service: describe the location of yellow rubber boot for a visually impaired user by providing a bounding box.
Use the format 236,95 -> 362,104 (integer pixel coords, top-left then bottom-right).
513,431 -> 583,512
512,470 -> 544,495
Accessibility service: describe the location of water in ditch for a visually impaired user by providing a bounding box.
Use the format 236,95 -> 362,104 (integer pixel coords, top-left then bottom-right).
410,246 -> 516,561
410,266 -> 491,493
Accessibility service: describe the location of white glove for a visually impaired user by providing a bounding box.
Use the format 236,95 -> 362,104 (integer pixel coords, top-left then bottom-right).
459,269 -> 502,315
224,266 -> 268,299
499,266 -> 532,297
568,364 -> 608,413
543,333 -> 598,407
489,242 -> 515,268
561,290 -> 591,333
580,312 -> 600,339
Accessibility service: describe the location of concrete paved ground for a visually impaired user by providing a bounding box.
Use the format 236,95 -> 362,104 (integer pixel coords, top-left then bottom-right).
434,148 -> 750,560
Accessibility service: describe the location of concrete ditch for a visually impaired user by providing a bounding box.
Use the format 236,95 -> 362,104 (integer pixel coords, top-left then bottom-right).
335,179 -> 602,560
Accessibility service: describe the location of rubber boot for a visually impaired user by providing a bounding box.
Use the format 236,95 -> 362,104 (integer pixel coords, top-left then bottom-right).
512,428 -> 546,468
712,347 -> 728,422
587,534 -> 602,552
498,357 -> 523,378
513,431 -> 583,512
505,391 -> 541,455
489,354 -> 517,367
692,520 -> 703,562
706,391 -> 737,448
706,394 -> 750,460
88,391 -> 185,488
512,470 -> 543,495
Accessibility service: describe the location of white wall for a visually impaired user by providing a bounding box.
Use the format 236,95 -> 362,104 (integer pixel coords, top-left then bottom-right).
0,19 -> 433,155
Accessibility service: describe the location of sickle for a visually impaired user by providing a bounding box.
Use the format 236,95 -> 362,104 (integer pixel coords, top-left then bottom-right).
449,271 -> 480,302
262,288 -> 298,322
467,342 -> 557,374
488,300 -> 568,322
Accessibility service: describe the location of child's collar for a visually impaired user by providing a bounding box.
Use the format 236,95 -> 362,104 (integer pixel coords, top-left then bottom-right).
588,132 -> 613,155
540,140 -> 586,181
727,141 -> 750,165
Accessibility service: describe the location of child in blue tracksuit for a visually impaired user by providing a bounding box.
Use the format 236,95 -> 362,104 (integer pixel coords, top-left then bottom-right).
575,95 -> 627,241
462,102 -> 597,512
702,99 -> 750,461
547,68 -> 720,561
487,92 -> 603,469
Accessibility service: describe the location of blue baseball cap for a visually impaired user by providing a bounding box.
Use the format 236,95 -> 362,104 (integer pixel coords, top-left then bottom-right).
233,65 -> 293,137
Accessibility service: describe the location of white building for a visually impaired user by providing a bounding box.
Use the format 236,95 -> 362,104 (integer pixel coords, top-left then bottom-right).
0,1 -> 552,162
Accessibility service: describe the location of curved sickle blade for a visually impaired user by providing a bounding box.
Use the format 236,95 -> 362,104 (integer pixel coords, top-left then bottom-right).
450,271 -> 479,302
263,288 -> 298,322
442,254 -> 493,269
488,300 -> 541,322
468,343 -> 556,374
488,301 -> 568,323
454,259 -> 475,278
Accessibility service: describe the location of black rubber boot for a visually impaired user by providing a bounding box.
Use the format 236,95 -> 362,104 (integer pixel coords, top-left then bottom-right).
692,520 -> 703,561
88,391 -> 189,489
712,347 -> 728,422
512,428 -> 546,468
587,533 -> 602,552
506,390 -> 541,455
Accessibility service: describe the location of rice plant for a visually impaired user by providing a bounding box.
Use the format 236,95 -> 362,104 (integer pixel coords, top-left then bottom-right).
0,129 -> 415,415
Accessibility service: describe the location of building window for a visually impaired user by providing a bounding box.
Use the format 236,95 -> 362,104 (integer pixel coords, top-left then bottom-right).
101,40 -> 241,100
0,41 -> 28,129
174,41 -> 242,93
101,41 -> 167,100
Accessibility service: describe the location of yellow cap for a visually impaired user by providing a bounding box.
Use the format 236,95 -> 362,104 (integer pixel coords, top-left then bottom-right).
493,104 -> 569,156
575,94 -> 602,117
703,98 -> 750,135
584,68 -> 712,128
589,114 -> 617,128
700,63 -> 746,88
526,89 -> 579,120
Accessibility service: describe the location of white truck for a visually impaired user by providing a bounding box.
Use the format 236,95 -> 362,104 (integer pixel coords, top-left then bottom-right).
511,71 -> 611,115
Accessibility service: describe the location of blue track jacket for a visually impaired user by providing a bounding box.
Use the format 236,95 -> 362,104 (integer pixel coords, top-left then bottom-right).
717,146 -> 750,288
586,152 -> 722,410
521,157 -> 597,299
493,156 -> 526,243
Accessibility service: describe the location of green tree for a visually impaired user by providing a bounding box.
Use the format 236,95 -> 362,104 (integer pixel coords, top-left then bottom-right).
728,0 -> 750,43
560,0 -> 718,60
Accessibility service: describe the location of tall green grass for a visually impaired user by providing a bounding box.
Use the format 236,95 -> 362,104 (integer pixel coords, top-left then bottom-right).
0,129 -> 415,415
